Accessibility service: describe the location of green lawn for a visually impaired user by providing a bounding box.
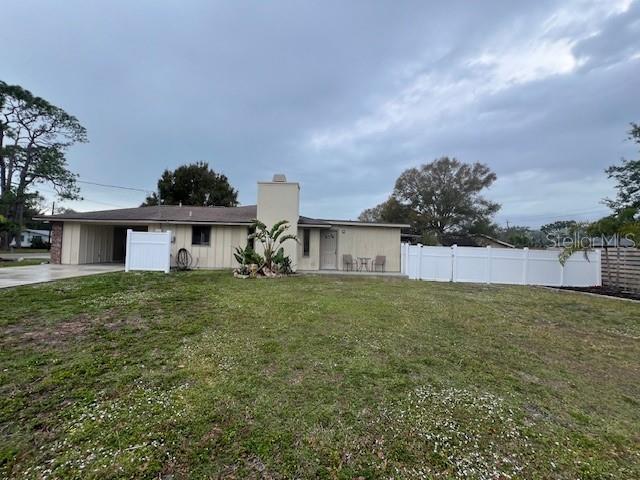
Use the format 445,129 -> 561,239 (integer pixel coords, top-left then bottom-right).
1,271 -> 639,479
0,259 -> 48,269
0,248 -> 49,254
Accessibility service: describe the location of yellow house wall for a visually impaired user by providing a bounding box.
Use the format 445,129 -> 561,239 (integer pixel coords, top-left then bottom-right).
78,224 -> 115,264
61,222 -> 115,264
149,223 -> 249,269
61,222 -> 81,264
59,220 -> 400,271
335,226 -> 402,272
257,181 -> 299,270
296,227 -> 321,270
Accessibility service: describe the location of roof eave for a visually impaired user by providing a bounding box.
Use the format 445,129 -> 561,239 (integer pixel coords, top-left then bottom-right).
324,220 -> 410,228
34,217 -> 253,226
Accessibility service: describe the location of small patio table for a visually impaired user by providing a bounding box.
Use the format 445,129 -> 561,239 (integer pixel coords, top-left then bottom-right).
357,257 -> 371,271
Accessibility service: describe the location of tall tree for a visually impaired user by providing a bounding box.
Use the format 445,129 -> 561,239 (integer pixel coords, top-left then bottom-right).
392,157 -> 500,238
0,81 -> 86,248
143,162 -> 238,207
358,196 -> 412,224
604,122 -> 640,211
540,220 -> 579,240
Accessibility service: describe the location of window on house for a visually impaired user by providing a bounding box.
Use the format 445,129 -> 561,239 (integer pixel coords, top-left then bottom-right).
192,225 -> 211,246
303,228 -> 310,257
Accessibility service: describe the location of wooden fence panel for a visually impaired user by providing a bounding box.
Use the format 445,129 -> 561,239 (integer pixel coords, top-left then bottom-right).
601,248 -> 640,292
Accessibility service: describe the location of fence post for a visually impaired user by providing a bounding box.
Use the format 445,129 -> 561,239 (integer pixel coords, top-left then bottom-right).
486,246 -> 492,284
451,244 -> 458,282
522,247 -> 529,285
416,243 -> 423,280
124,229 -> 132,272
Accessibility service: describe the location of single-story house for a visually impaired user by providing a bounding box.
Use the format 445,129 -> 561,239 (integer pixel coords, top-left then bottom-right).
439,233 -> 515,248
10,229 -> 50,248
37,175 -> 408,272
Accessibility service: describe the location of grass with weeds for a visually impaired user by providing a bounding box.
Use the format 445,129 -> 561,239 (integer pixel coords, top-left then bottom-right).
0,248 -> 49,254
0,259 -> 48,268
1,271 -> 639,479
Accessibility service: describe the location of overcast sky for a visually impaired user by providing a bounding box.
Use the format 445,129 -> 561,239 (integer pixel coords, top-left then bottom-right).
3,0 -> 640,227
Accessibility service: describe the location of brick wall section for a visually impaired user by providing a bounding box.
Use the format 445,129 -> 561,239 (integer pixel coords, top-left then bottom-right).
50,222 -> 63,264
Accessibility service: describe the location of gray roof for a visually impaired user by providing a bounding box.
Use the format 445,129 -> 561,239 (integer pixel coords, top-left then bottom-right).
39,205 -> 258,224
37,205 -> 408,228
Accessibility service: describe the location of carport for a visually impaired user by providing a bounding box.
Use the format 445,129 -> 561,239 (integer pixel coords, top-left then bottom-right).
60,223 -> 147,264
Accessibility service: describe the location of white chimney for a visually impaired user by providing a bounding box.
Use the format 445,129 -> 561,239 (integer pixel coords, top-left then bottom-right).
256,174 -> 300,270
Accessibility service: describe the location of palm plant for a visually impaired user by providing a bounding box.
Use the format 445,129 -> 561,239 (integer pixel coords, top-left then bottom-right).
557,221 -> 593,266
248,219 -> 298,272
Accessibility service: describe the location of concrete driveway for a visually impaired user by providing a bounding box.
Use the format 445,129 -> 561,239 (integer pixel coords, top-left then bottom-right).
0,264 -> 123,289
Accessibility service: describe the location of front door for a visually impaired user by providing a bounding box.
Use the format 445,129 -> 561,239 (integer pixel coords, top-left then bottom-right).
320,230 -> 337,269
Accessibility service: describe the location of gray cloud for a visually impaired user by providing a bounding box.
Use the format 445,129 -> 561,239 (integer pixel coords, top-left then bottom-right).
573,0 -> 640,71
2,0 -> 639,226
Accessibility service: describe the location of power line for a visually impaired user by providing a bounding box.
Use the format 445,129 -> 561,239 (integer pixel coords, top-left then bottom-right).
76,179 -> 154,193
498,208 -> 610,222
37,186 -> 134,209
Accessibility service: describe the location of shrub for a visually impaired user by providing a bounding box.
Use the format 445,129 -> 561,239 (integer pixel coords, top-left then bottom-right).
233,245 -> 264,267
272,248 -> 293,274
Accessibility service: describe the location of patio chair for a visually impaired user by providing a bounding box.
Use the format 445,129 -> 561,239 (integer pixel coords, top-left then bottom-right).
342,254 -> 356,271
372,255 -> 386,272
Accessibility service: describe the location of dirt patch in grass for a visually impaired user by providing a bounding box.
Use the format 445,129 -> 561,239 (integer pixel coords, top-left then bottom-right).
0,311 -> 147,348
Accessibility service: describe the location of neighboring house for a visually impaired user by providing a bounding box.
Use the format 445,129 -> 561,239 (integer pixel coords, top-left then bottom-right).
438,233 -> 515,248
37,175 -> 408,272
10,229 -> 50,248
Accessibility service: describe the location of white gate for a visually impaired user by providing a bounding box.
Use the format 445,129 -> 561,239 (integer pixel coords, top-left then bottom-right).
401,244 -> 601,287
125,229 -> 172,273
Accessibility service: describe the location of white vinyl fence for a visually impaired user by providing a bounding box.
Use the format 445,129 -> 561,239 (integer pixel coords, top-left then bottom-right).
401,244 -> 601,287
125,229 -> 172,273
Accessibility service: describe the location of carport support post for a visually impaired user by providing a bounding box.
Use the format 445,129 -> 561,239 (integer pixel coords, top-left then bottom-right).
124,229 -> 132,272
